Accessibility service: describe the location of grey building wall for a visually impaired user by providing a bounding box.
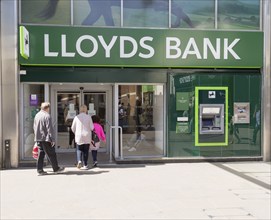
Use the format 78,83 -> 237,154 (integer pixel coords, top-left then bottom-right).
263,0 -> 271,162
0,0 -> 19,168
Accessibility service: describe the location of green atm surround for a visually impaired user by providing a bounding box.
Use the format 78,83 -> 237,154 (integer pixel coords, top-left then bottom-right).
195,87 -> 228,147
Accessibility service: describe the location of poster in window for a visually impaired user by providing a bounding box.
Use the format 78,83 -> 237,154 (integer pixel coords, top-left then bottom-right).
234,102 -> 250,124
30,94 -> 38,106
176,92 -> 189,111
176,122 -> 189,134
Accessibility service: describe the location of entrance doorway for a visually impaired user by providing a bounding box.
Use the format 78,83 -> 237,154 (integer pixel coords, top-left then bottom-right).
50,84 -> 112,154
56,92 -> 106,150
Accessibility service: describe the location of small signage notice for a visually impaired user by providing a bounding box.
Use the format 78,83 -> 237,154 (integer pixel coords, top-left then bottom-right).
176,122 -> 189,134
30,94 -> 38,106
208,91 -> 216,99
234,102 -> 250,124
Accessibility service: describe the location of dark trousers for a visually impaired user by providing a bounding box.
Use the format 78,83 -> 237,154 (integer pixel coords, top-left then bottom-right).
77,144 -> 90,166
37,141 -> 60,172
135,115 -> 142,133
92,150 -> 98,162
253,124 -> 260,143
68,127 -> 75,147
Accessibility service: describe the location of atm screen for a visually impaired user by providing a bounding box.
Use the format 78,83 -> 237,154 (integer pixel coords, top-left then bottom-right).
202,107 -> 220,114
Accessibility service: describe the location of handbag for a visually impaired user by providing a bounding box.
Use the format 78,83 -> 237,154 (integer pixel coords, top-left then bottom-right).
32,143 -> 39,160
91,130 -> 100,147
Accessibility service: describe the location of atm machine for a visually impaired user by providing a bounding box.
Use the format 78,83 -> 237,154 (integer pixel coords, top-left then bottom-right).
199,104 -> 224,135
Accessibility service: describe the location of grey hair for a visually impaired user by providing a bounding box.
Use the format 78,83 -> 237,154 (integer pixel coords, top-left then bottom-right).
41,102 -> 50,110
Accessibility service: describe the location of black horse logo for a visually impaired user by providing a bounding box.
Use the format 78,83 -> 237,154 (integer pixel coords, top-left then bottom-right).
39,0 -> 194,28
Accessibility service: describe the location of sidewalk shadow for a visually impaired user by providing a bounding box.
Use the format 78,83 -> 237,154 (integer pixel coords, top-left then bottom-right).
212,163 -> 270,190
44,170 -> 109,176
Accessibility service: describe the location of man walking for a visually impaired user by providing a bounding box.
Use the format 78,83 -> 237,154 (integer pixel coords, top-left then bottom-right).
33,102 -> 65,175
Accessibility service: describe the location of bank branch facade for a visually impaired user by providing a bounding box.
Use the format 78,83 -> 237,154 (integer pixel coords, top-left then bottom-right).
1,0 -> 270,167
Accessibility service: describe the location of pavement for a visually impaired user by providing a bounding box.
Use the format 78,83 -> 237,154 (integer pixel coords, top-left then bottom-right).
1,160 -> 270,220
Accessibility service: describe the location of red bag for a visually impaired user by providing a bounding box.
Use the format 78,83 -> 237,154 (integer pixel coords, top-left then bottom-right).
32,144 -> 39,160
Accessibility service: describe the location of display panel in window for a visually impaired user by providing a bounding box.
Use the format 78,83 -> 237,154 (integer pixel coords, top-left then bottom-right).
21,0 -> 71,25
218,0 -> 260,30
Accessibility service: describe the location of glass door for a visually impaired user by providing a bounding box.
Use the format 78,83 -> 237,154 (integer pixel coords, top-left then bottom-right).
55,90 -> 108,151
83,92 -> 107,150
56,92 -> 80,150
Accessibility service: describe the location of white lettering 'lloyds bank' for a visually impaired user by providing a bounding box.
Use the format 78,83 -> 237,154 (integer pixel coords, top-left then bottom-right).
44,34 -> 241,60
44,34 -> 154,59
166,37 -> 240,60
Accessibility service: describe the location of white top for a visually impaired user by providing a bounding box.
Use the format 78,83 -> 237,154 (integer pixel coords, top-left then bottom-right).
71,113 -> 94,145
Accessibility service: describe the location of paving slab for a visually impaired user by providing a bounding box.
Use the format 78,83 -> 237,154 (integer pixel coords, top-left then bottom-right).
1,162 -> 270,220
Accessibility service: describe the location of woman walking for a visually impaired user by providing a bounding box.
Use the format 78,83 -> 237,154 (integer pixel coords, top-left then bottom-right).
91,115 -> 106,167
71,105 -> 94,170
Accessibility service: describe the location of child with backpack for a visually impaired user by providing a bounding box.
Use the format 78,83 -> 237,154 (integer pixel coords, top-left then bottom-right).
91,115 -> 106,167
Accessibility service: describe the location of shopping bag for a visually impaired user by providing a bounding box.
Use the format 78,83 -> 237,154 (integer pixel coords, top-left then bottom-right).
32,143 -> 39,160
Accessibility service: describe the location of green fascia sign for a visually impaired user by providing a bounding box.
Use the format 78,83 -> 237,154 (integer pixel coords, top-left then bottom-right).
19,25 -> 263,68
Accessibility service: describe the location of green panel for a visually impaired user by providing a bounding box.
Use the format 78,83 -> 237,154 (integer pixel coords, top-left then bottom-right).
19,25 -> 263,68
20,67 -> 167,83
167,72 -> 261,158
198,74 -> 223,86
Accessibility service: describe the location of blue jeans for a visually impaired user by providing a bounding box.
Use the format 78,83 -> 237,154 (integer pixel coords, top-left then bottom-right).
76,146 -> 82,163
92,150 -> 98,163
76,144 -> 90,166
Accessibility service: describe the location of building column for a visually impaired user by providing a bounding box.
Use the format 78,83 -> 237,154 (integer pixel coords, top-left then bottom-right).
263,0 -> 271,162
0,0 -> 19,168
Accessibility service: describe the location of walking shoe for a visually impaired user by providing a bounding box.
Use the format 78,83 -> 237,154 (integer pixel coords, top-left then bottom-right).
93,161 -> 98,167
37,170 -> 48,176
54,167 -> 65,174
123,145 -> 130,150
128,147 -> 136,152
77,161 -> 82,169
80,165 -> 88,170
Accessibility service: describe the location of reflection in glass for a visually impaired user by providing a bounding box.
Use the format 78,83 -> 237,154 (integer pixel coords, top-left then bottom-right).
21,0 -> 71,25
123,0 -> 168,28
119,85 -> 164,157
218,0 -> 260,30
23,84 -> 44,158
172,0 -> 214,29
73,0 -> 121,26
20,0 -> 260,31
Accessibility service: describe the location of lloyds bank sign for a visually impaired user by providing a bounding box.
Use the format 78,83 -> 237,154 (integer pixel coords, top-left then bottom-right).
19,25 -> 263,68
